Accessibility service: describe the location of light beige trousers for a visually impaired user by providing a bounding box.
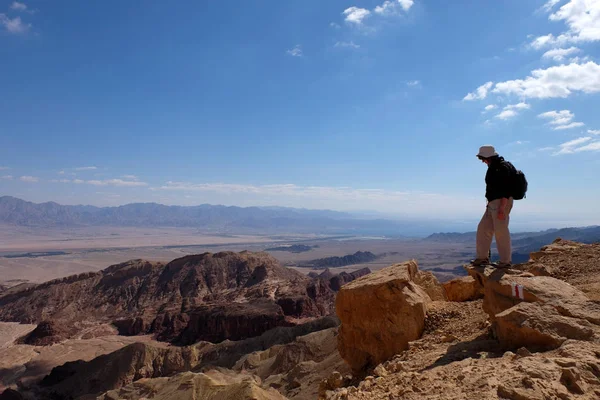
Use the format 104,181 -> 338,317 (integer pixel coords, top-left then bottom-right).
476,198 -> 514,264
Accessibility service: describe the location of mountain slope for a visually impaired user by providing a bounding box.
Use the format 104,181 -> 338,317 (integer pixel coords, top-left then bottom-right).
0,196 -> 406,234
0,252 -> 336,344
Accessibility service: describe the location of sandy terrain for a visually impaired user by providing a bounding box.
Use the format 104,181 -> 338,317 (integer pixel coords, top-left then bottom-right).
0,226 -> 473,283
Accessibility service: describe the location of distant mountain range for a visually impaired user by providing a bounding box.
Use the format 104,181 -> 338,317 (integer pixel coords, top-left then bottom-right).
425,226 -> 600,263
0,196 -> 410,235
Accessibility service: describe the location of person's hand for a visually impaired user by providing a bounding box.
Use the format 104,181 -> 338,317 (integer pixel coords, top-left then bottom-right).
498,209 -> 506,221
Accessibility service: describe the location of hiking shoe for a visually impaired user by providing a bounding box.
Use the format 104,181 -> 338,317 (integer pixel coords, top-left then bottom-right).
496,262 -> 512,269
471,258 -> 491,267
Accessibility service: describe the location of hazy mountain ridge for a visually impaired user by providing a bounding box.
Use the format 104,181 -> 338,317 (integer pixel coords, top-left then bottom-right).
0,196 -> 408,235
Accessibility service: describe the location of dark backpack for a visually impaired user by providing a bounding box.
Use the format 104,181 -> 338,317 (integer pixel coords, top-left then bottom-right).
503,161 -> 528,200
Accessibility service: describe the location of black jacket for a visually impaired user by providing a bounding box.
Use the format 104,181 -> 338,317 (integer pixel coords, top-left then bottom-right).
485,156 -> 513,201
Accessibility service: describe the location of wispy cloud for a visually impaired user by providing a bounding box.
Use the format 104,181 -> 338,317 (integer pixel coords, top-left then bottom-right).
508,140 -> 530,146
374,0 -> 414,16
89,179 -> 148,187
334,41 -> 360,49
10,2 -> 27,11
538,146 -> 555,152
343,7 -> 371,25
469,62 -> 600,100
539,0 -> 561,14
155,181 -> 481,216
588,129 -> 600,135
494,103 -> 530,120
531,0 -> 600,48
52,178 -> 148,187
495,110 -> 517,120
463,81 -> 493,101
0,14 -> 30,34
483,104 -> 497,112
19,175 -> 39,183
286,45 -> 302,57
121,175 -> 138,180
406,80 -> 420,87
74,166 -> 98,171
542,46 -> 581,61
0,166 -> 10,171
538,110 -> 585,130
554,136 -> 598,155
1,175 -> 13,180
330,22 -> 341,29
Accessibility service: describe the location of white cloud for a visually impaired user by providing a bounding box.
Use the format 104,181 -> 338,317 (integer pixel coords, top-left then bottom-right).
542,46 -> 581,61
121,174 -> 138,180
1,175 -> 13,180
87,179 -> 148,187
406,80 -> 420,86
540,0 -> 561,13
10,2 -> 27,11
463,81 -> 494,100
374,0 -> 415,15
51,177 -> 148,187
505,102 -> 531,110
494,103 -> 531,120
538,109 -> 585,130
568,55 -> 590,63
335,41 -> 360,49
343,7 -> 371,25
286,45 -> 302,57
155,181 -> 483,217
330,22 -> 341,29
398,0 -> 415,11
484,104 -> 497,111
573,141 -> 600,152
74,166 -> 98,171
58,170 -> 65,175
0,166 -> 10,170
588,129 -> 600,135
531,0 -> 600,48
538,146 -> 555,152
19,175 -> 39,183
0,14 -> 30,34
491,62 -> 600,99
495,109 -> 518,120
554,136 -> 593,154
553,122 -> 585,130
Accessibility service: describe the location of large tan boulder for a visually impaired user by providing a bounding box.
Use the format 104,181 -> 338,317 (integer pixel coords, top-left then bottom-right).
413,270 -> 446,301
467,266 -> 600,351
442,276 -> 483,302
495,302 -> 595,351
335,260 -> 430,372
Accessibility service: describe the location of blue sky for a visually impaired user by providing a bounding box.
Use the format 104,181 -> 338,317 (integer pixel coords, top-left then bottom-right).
1,0 -> 599,228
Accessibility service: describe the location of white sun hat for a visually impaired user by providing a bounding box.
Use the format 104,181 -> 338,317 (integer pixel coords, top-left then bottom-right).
476,145 -> 498,159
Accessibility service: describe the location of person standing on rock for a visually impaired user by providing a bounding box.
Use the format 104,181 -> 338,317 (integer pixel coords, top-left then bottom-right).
472,145 -> 523,269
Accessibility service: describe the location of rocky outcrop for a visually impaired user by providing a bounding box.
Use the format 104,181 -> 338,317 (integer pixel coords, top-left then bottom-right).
336,260 -> 431,372
413,270 -> 446,301
32,317 -> 338,399
442,276 -> 483,302
494,302 -> 596,351
467,265 -> 600,350
329,268 -> 371,292
98,370 -> 287,400
18,320 -> 78,346
168,301 -> 289,345
0,252 -> 337,345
